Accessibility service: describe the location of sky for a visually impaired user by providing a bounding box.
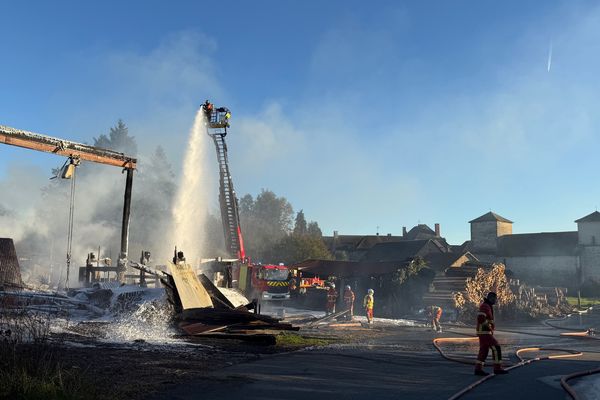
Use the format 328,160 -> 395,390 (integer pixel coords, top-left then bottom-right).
1,0 -> 600,246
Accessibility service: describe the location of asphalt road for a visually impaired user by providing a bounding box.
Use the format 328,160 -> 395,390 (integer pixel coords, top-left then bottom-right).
153,310 -> 600,400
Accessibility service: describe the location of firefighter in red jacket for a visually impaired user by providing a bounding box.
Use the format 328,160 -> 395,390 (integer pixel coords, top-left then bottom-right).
202,100 -> 214,122
429,305 -> 443,332
343,285 -> 355,320
475,292 -> 508,376
326,284 -> 338,315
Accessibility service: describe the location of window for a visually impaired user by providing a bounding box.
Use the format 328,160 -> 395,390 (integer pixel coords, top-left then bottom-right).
262,268 -> 289,281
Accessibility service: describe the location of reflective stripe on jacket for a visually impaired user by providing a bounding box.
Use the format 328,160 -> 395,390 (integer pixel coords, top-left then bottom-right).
327,289 -> 337,303
476,301 -> 494,335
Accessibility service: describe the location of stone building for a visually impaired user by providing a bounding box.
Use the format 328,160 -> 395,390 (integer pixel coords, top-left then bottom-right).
465,210 -> 600,287
467,212 -> 513,261
575,211 -> 600,282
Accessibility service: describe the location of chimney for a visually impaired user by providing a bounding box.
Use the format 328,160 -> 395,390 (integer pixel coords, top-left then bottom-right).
435,223 -> 440,237
332,230 -> 338,253
402,226 -> 407,236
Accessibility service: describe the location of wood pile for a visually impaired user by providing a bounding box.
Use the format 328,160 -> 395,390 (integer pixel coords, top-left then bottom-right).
160,264 -> 298,343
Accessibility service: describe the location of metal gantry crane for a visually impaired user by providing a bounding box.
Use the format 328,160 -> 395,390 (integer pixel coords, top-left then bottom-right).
0,124 -> 137,285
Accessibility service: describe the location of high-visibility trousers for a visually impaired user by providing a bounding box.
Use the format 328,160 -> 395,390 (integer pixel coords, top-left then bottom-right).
366,307 -> 373,322
476,334 -> 502,365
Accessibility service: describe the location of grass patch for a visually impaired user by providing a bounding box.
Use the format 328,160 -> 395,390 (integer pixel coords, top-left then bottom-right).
566,296 -> 600,309
276,333 -> 336,348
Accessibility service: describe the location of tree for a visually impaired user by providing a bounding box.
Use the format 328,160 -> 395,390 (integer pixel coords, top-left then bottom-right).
93,119 -> 138,155
239,194 -> 254,215
293,210 -> 307,236
239,189 -> 293,261
307,221 -> 323,237
269,234 -> 332,265
252,190 -> 293,233
376,257 -> 435,317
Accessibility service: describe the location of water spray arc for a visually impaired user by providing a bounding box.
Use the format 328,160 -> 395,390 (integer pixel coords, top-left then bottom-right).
170,108 -> 211,263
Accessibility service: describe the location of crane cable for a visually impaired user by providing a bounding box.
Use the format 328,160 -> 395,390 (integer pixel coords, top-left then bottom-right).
65,157 -> 78,290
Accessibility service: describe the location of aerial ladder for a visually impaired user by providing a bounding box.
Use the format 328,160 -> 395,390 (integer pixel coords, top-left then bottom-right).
203,105 -> 245,261
0,124 -> 137,285
204,104 -> 290,302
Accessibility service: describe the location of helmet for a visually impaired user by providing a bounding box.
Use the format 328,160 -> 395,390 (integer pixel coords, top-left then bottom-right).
345,285 -> 351,290
330,283 -> 335,289
368,289 -> 374,295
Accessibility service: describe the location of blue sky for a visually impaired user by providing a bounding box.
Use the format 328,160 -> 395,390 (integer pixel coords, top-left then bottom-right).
1,0 -> 600,245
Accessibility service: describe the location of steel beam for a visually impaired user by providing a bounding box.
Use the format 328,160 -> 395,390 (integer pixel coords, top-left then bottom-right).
0,124 -> 136,169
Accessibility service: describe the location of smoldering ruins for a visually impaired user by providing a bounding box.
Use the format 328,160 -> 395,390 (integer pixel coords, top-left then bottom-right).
1,107 -> 600,400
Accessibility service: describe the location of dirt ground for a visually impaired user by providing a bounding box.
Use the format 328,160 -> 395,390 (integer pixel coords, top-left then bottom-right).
31,316 -> 400,399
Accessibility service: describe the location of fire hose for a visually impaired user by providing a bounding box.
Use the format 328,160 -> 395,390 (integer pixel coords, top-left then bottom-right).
433,334 -> 588,400
561,367 -> 600,399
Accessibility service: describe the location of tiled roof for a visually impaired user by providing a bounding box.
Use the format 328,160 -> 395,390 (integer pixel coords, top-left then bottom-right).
294,259 -> 409,278
497,232 -> 578,257
404,224 -> 437,240
360,239 -> 448,262
575,211 -> 600,223
469,212 -> 513,224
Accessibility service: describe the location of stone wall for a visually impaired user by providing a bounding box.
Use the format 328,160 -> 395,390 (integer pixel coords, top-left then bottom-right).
578,221 -> 600,245
579,245 -> 600,281
504,255 -> 578,287
471,221 -> 512,253
497,221 -> 513,237
471,221 -> 498,253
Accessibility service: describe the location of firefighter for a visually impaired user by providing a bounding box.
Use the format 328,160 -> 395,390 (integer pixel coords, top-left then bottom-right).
363,289 -> 374,324
343,285 -> 355,320
202,100 -> 214,122
216,106 -> 231,127
429,305 -> 443,332
475,292 -> 509,376
326,284 -> 338,315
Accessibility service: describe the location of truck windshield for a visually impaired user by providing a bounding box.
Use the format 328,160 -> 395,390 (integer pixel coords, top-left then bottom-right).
262,269 -> 288,281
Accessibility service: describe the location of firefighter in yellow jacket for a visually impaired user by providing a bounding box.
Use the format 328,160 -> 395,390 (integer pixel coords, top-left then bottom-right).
363,289 -> 374,324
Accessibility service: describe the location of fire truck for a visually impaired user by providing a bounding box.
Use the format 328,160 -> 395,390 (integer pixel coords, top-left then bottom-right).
203,101 -> 290,301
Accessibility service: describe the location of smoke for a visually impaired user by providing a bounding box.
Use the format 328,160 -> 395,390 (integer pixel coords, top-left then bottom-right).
0,31 -> 224,286
168,109 -> 212,265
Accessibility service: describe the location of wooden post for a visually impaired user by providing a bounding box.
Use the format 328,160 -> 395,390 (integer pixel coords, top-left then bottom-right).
118,168 -> 134,283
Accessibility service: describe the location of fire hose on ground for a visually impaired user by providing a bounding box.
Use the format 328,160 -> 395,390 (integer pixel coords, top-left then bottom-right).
561,367 -> 600,399
432,332 -> 595,400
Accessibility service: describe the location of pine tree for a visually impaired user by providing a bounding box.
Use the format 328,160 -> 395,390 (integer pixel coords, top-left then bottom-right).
293,210 -> 308,236
307,221 -> 323,237
93,119 -> 138,155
